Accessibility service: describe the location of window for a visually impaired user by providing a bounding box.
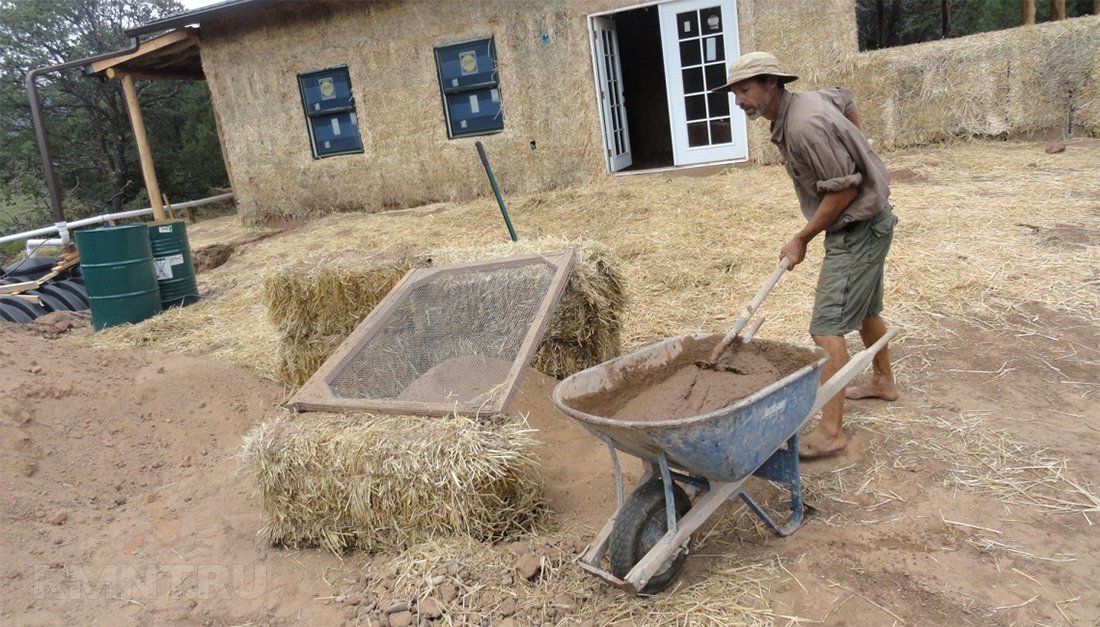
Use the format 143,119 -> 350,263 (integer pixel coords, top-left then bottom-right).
297,66 -> 363,158
434,38 -> 504,138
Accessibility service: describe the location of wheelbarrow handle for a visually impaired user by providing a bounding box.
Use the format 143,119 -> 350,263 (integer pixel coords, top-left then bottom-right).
707,257 -> 790,363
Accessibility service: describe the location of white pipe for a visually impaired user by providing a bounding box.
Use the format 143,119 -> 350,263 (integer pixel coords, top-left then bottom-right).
0,192 -> 234,246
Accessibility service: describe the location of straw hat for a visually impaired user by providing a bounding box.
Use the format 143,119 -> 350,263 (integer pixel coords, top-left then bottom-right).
710,52 -> 798,93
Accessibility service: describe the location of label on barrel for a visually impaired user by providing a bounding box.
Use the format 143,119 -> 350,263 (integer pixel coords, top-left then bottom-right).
158,225 -> 173,233
153,257 -> 173,280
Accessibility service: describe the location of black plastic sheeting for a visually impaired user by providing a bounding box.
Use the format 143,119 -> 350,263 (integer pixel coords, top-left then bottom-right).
0,257 -> 88,323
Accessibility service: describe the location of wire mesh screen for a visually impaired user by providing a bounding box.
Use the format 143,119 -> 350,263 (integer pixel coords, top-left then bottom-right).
292,250 -> 576,416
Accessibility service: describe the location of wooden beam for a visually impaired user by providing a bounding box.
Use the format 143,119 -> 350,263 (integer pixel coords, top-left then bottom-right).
120,73 -> 166,221
1050,0 -> 1065,19
0,280 -> 38,295
1022,0 -> 1036,24
106,68 -> 204,81
88,29 -> 196,74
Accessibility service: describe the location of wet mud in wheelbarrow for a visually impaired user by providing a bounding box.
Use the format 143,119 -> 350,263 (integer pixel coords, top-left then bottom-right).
564,336 -> 821,422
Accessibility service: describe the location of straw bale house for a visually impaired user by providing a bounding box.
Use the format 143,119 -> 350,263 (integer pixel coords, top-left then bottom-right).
118,0 -> 1099,224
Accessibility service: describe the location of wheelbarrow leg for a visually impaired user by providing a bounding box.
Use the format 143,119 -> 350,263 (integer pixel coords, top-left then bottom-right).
742,433 -> 813,536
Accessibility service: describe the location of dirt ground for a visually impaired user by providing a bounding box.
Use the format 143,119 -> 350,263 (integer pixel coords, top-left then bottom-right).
2,142 -> 1098,626
3,299 -> 1097,626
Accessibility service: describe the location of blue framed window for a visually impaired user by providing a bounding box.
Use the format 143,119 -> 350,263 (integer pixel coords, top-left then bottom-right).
297,66 -> 363,158
434,38 -> 504,138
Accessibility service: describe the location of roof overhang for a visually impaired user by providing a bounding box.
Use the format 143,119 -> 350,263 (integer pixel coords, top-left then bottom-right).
124,0 -> 277,38
87,28 -> 203,80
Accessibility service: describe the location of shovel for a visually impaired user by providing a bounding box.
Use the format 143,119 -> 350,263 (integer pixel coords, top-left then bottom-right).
697,256 -> 791,371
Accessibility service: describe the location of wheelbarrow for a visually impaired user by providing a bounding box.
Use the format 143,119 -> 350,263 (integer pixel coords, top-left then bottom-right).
551,324 -> 897,594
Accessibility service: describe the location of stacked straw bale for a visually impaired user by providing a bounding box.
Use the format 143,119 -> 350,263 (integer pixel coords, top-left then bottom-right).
262,249 -> 425,387
834,16 -> 1100,150
428,237 -> 627,379
263,238 -> 626,388
239,409 -> 544,553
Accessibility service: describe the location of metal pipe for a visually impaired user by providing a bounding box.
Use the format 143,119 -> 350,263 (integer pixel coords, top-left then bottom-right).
0,192 -> 234,246
26,37 -> 142,223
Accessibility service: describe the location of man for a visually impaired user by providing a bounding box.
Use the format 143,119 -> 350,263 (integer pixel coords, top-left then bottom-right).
713,52 -> 899,458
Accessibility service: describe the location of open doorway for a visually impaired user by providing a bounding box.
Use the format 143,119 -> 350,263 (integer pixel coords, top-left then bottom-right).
589,0 -> 747,173
616,6 -> 673,171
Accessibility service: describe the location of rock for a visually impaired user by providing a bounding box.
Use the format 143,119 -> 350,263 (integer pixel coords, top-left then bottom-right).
418,597 -> 442,619
429,574 -> 445,586
515,553 -> 542,581
385,601 -> 410,614
439,583 -> 457,603
389,610 -> 414,627
48,511 -> 68,526
346,594 -> 362,607
1044,142 -> 1067,154
496,619 -> 519,627
498,597 -> 517,616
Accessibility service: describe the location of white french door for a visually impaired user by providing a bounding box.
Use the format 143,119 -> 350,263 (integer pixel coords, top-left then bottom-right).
659,0 -> 747,166
592,16 -> 633,172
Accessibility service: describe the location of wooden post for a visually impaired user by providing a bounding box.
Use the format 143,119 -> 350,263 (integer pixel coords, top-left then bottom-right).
120,73 -> 166,221
1050,0 -> 1065,19
942,0 -> 950,36
1022,0 -> 1036,24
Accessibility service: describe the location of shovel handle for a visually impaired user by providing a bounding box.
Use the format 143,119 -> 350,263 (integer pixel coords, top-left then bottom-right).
708,257 -> 790,363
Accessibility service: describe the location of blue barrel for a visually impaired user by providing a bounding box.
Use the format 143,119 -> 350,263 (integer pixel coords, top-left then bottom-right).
147,219 -> 199,309
74,224 -> 162,331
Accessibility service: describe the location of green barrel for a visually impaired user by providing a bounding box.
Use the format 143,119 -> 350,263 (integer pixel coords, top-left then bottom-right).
147,219 -> 199,309
74,224 -> 162,331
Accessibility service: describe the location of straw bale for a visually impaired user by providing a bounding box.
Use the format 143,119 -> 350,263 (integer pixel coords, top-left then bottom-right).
239,409 -> 545,553
832,16 -> 1100,150
262,248 -> 424,341
274,333 -> 346,389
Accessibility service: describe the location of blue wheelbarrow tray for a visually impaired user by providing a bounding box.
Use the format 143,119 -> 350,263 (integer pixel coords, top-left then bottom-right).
551,329 -> 896,594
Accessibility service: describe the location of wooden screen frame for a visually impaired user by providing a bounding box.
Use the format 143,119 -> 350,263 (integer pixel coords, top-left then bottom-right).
291,249 -> 576,416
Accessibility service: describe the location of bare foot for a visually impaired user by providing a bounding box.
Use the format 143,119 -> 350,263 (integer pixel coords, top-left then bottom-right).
798,428 -> 848,459
845,382 -> 899,401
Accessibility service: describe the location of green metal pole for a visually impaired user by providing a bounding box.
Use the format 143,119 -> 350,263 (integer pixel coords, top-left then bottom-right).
475,141 -> 518,242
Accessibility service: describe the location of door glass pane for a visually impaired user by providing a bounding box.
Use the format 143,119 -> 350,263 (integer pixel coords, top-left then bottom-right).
710,118 -> 732,144
676,11 -> 699,39
679,40 -> 701,67
708,92 -> 730,117
700,7 -> 722,33
704,63 -> 727,91
682,67 -> 704,94
687,121 -> 709,147
685,95 -> 706,121
702,35 -> 724,63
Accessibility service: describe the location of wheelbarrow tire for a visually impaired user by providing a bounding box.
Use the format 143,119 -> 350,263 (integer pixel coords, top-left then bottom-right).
609,478 -> 692,594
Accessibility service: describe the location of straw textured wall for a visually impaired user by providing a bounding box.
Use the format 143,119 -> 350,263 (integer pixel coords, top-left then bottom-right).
200,1 -> 1097,222
836,16 -> 1100,150
201,0 -> 605,225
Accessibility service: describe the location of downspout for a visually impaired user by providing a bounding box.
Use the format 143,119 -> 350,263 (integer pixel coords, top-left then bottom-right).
25,37 -> 142,225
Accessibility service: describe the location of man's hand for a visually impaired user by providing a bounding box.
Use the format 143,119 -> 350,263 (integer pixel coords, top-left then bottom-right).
781,236 -> 808,269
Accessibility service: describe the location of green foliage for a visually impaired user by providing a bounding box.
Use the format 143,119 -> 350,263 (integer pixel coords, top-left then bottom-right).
857,0 -> 1096,51
0,0 -> 228,232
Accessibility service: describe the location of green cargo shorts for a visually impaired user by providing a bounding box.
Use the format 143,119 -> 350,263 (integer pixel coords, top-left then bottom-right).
809,204 -> 897,336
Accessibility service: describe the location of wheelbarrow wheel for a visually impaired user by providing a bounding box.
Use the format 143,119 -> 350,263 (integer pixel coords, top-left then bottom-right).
609,478 -> 692,594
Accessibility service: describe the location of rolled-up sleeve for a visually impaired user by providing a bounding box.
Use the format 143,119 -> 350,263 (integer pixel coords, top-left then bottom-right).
791,120 -> 863,194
